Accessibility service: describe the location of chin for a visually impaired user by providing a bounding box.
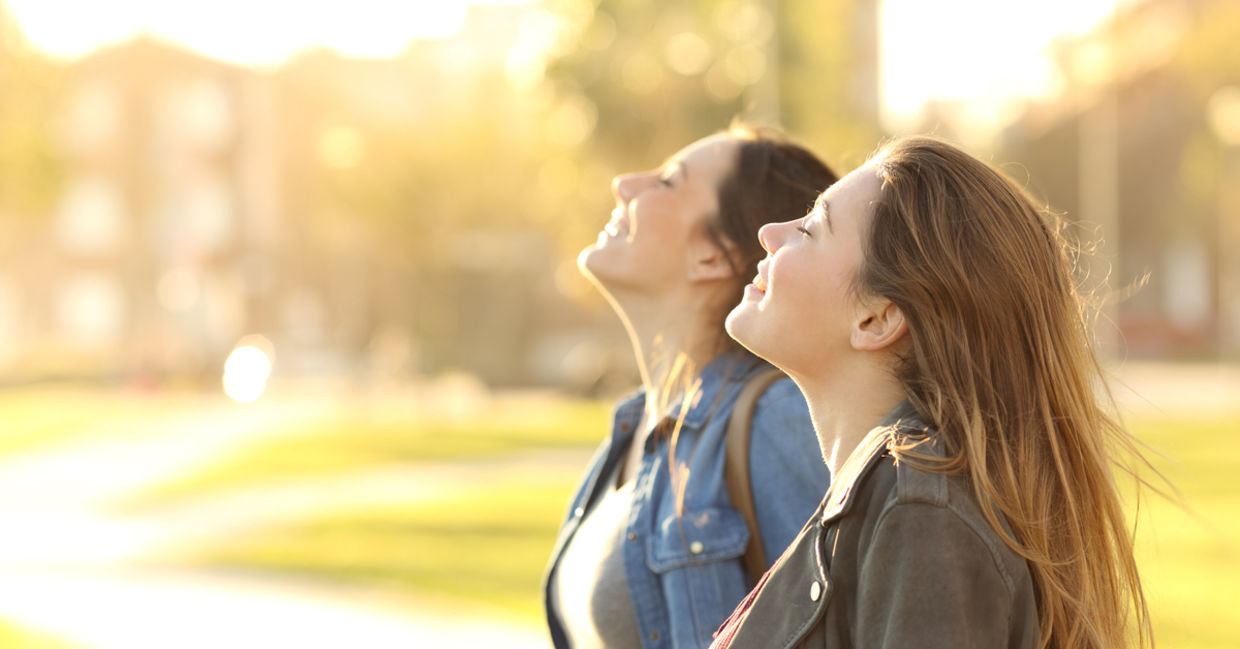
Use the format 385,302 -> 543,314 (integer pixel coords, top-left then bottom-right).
579,247 -> 633,298
576,245 -> 596,274
726,302 -> 797,374
578,242 -> 614,276
725,303 -> 761,353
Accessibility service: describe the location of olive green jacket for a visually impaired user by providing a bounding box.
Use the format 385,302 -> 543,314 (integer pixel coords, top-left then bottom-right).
713,401 -> 1040,649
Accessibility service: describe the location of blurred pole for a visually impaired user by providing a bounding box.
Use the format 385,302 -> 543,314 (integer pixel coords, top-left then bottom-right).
1208,86 -> 1240,358
748,0 -> 781,124
1078,6 -> 1120,357
1219,146 -> 1238,358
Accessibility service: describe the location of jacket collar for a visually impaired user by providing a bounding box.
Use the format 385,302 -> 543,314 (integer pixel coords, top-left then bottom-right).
671,350 -> 765,430
819,398 -> 928,524
610,350 -> 765,443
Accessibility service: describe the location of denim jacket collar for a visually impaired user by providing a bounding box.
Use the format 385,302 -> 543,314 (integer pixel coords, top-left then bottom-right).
610,351 -> 766,444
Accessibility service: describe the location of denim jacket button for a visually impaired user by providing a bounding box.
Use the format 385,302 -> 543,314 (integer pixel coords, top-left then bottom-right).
649,631 -> 661,641
809,581 -> 822,602
628,531 -> 638,542
689,541 -> 704,554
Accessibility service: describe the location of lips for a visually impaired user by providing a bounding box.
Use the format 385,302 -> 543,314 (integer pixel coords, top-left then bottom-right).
752,260 -> 770,292
603,207 -> 629,237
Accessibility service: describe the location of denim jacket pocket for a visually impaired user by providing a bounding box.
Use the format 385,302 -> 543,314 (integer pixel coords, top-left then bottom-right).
646,506 -> 750,572
646,506 -> 752,647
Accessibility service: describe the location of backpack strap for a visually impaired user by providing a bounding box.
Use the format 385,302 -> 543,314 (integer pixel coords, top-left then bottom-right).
724,367 -> 786,587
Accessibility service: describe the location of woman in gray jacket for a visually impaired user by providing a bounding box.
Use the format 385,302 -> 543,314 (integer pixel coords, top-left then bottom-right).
716,136 -> 1155,649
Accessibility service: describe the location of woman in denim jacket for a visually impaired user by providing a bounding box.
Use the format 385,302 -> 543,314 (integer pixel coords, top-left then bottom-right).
543,125 -> 837,649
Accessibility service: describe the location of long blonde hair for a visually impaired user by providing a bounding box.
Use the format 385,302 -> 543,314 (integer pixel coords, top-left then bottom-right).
862,136 -> 1152,648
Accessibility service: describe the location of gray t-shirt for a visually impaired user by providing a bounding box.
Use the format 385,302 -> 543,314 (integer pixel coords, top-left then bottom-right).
548,475 -> 643,649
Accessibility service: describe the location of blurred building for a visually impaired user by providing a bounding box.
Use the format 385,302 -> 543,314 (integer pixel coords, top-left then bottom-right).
33,37 -> 278,383
8,4 -> 615,389
993,0 -> 1239,358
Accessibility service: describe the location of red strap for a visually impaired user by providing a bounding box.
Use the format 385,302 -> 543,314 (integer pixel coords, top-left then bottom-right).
709,564 -> 774,649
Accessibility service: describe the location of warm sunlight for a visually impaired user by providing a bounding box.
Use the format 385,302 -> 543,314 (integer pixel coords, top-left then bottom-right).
880,0 -> 1128,130
5,0 -> 530,66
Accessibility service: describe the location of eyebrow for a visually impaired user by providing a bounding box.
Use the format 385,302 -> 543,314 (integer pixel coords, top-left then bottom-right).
815,194 -> 833,233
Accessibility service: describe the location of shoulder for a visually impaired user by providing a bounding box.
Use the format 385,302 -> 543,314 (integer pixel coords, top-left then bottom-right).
611,388 -> 644,417
746,377 -> 822,468
857,444 -> 1030,593
748,377 -> 813,435
745,376 -> 826,491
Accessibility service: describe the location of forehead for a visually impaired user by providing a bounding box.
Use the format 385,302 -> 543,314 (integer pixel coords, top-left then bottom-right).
818,165 -> 882,226
670,134 -> 741,179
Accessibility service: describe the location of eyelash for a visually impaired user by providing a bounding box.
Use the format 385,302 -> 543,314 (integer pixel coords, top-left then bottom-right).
796,225 -> 811,237
659,174 -> 673,187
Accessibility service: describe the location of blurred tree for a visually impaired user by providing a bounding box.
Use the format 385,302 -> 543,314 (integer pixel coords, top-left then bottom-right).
0,1 -> 63,226
541,0 -> 883,253
779,0 -> 884,165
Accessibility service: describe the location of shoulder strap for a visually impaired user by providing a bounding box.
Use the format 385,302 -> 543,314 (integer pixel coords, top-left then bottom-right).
724,367 -> 785,587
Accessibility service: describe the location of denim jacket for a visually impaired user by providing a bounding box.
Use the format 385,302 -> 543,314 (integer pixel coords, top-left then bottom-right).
543,351 -> 830,649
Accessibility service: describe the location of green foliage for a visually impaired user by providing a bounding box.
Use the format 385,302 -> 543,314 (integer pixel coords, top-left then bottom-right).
0,7 -> 64,222
1170,0 -> 1240,96
779,0 -> 884,166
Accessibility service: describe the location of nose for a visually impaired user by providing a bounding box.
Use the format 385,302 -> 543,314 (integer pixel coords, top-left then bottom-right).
758,220 -> 793,254
611,173 -> 637,203
611,171 -> 655,204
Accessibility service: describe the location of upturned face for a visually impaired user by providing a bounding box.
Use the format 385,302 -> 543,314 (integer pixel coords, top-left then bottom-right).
578,134 -> 740,297
725,164 -> 883,377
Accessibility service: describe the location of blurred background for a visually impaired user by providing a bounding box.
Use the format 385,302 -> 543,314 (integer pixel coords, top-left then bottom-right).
0,0 -> 1236,647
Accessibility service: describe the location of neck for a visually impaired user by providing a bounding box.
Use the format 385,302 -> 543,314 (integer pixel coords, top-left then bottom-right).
789,355 -> 908,476
605,287 -> 726,425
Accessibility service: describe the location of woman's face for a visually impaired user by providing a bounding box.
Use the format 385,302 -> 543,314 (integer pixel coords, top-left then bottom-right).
725,164 -> 883,376
578,134 -> 739,296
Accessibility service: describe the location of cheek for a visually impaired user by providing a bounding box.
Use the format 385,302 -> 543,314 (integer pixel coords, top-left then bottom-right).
771,258 -> 850,333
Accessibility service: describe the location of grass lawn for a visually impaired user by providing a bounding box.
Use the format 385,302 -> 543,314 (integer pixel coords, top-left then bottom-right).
0,386 -> 190,455
193,480 -> 575,621
128,397 -> 609,505
1126,413 -> 1240,649
0,619 -> 84,649
187,411 -> 1240,648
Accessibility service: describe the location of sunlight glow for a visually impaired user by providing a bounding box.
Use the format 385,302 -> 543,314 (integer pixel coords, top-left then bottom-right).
880,0 -> 1127,131
222,338 -> 273,403
6,0 -> 528,67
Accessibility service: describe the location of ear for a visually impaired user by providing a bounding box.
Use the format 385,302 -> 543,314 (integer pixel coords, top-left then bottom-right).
849,297 -> 908,352
686,238 -> 738,283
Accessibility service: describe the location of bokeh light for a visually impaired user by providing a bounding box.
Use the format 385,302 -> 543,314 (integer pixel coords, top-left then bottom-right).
1208,86 -> 1240,145
222,338 -> 274,403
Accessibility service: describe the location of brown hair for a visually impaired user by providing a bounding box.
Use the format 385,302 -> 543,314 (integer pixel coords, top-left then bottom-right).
861,136 -> 1152,648
666,124 -> 837,517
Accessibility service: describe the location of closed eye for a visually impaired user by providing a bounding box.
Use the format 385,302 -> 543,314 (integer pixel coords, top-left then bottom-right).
659,162 -> 685,187
796,224 -> 811,237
